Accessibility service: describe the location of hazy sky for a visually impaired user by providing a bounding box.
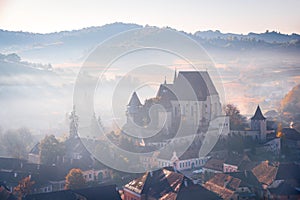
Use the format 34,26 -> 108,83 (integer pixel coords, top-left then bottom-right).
0,0 -> 299,34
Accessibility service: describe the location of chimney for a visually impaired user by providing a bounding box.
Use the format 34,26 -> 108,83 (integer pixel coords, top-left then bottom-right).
244,170 -> 247,178
173,162 -> 177,173
184,179 -> 188,187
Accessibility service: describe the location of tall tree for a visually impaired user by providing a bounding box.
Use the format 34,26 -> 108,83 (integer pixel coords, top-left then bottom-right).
69,105 -> 79,139
40,135 -> 65,165
65,168 -> 86,189
223,104 -> 247,130
13,176 -> 35,200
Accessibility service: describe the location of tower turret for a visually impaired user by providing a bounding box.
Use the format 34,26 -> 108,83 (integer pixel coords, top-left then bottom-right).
251,105 -> 267,142
127,92 -> 143,125
173,68 -> 177,83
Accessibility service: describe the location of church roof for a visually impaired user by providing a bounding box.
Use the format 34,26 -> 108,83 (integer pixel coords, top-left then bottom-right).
175,71 -> 218,101
251,105 -> 266,120
157,71 -> 218,102
128,92 -> 142,106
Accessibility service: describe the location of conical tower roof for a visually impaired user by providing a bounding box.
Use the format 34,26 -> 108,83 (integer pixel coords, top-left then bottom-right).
173,68 -> 177,83
128,92 -> 142,106
251,105 -> 266,120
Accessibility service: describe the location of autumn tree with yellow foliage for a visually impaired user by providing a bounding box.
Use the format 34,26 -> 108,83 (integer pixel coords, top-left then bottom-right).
65,168 -> 86,190
280,84 -> 300,131
14,176 -> 35,200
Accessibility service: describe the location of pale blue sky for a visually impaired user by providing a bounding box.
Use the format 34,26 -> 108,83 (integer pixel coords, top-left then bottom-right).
0,0 -> 299,34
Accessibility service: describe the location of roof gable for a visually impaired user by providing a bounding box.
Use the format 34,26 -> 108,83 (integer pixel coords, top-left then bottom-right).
156,71 -> 219,102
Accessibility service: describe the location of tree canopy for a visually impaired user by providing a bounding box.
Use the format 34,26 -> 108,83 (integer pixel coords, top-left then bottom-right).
14,176 -> 35,200
39,135 -> 65,165
280,84 -> 300,127
65,168 -> 86,189
0,128 -> 34,159
223,104 -> 247,130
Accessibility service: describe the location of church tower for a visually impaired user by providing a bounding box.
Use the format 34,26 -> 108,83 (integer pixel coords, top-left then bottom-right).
251,105 -> 267,142
127,92 -> 143,125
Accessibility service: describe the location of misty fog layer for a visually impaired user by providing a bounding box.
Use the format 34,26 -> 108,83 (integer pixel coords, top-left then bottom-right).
0,23 -> 299,133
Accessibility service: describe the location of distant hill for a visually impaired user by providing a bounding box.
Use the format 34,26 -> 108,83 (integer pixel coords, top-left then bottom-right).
194,30 -> 300,43
0,22 -> 299,130
0,22 -> 299,64
0,53 -> 53,75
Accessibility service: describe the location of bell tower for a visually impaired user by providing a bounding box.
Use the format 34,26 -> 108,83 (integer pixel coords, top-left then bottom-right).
127,92 -> 142,125
251,105 -> 267,142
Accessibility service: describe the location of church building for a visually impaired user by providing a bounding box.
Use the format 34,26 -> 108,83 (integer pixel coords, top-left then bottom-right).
126,71 -> 225,135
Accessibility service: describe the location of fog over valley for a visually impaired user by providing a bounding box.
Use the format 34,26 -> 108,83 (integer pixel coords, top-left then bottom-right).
0,23 -> 299,133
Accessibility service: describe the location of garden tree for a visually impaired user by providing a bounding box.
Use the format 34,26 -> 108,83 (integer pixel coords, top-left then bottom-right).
65,168 -> 86,189
223,104 -> 247,130
40,135 -> 65,165
13,176 -> 35,200
1,128 -> 34,159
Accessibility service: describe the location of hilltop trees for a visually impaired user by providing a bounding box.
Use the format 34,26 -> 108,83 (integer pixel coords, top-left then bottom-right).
65,168 -> 86,189
39,135 -> 65,165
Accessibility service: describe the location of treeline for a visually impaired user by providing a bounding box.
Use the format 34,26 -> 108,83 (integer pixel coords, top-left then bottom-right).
0,127 -> 36,159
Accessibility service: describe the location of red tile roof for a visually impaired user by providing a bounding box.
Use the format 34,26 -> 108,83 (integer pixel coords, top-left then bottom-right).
251,161 -> 278,185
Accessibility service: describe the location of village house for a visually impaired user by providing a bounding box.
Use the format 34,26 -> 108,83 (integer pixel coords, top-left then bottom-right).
204,171 -> 263,200
123,167 -> 221,200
